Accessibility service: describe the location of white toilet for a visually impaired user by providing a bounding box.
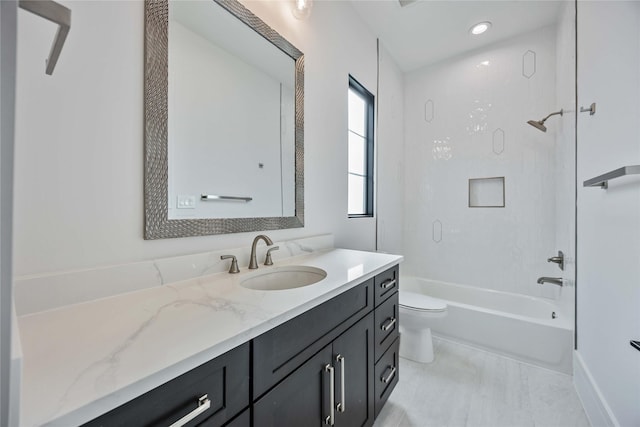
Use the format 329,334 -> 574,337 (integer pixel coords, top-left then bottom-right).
399,291 -> 448,363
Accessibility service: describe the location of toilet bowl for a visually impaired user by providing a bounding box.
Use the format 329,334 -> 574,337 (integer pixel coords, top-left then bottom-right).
399,290 -> 447,363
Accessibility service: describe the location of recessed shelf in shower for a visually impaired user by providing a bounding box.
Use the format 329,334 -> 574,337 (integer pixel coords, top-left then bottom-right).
468,177 -> 505,208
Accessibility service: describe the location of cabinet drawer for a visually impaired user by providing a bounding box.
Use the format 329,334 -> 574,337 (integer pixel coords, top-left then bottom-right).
374,265 -> 399,307
83,343 -> 250,427
374,336 -> 399,418
253,279 -> 374,398
374,291 -> 399,363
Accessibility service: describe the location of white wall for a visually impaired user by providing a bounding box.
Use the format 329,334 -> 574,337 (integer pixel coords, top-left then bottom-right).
13,0 -> 393,277
377,42 -> 405,254
575,2 -> 640,426
402,27 -> 566,298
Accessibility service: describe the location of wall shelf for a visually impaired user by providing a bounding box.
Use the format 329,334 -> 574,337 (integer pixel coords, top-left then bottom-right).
583,165 -> 640,189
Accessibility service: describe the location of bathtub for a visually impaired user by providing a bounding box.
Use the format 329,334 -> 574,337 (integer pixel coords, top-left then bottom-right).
401,276 -> 574,374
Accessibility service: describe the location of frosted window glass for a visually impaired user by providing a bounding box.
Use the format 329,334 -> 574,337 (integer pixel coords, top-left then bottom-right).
469,177 -> 505,207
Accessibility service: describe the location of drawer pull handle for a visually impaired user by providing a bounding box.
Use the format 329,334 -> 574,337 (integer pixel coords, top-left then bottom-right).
380,279 -> 396,290
336,355 -> 346,413
324,364 -> 335,425
381,317 -> 397,331
381,366 -> 397,384
168,394 -> 211,427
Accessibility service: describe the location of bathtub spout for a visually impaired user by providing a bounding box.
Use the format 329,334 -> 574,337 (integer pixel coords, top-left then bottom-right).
537,277 -> 563,286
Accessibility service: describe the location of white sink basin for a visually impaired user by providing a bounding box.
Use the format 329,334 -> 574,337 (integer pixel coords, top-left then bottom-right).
240,266 -> 327,291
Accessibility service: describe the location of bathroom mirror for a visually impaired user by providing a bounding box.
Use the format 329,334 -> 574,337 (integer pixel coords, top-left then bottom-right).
144,0 -> 304,239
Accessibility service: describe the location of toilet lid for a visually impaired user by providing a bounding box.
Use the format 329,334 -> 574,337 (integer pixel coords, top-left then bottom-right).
399,291 -> 447,311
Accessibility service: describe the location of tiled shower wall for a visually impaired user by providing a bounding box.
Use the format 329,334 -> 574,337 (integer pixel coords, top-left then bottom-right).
403,25 -> 571,299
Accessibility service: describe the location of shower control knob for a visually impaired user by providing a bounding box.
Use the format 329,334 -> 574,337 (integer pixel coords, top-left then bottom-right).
547,250 -> 564,271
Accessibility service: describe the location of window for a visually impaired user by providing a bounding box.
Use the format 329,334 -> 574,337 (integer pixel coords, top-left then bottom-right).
348,76 -> 374,217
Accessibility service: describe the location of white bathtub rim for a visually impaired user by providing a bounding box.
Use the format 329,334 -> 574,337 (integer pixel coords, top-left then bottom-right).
401,276 -> 573,330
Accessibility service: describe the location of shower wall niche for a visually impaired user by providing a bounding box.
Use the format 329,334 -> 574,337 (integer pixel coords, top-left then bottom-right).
403,11 -> 575,302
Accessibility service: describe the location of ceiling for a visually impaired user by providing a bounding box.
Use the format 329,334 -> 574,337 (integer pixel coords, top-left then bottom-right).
349,0 -> 564,72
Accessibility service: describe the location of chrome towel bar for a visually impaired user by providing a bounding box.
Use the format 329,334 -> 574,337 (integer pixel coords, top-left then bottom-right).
19,0 -> 71,75
583,165 -> 640,189
201,194 -> 252,202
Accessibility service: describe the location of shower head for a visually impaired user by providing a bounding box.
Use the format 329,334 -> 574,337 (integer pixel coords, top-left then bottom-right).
527,109 -> 563,132
527,120 -> 547,132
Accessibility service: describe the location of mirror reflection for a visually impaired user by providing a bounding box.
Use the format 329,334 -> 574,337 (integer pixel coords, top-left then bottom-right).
167,1 -> 296,220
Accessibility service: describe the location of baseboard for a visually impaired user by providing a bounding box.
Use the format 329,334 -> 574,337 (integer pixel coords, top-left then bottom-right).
573,351 -> 620,427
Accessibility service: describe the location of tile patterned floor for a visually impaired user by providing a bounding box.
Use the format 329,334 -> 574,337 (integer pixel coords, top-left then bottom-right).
374,338 -> 590,427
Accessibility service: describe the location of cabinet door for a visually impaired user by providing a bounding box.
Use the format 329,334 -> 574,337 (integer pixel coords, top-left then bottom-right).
254,345 -> 333,427
333,312 -> 374,427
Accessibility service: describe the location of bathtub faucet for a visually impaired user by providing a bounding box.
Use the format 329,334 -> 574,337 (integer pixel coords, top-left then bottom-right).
537,277 -> 563,286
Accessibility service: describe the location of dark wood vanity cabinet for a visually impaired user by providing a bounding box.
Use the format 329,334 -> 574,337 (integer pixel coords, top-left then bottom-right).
252,267 -> 399,427
84,266 -> 399,427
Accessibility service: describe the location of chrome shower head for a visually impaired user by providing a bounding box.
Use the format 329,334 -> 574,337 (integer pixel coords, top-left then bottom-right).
527,109 -> 563,132
527,120 -> 547,132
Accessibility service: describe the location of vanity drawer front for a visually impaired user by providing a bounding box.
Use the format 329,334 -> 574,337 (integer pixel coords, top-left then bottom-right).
374,336 -> 399,417
83,343 -> 250,427
374,265 -> 399,307
374,291 -> 399,363
253,279 -> 374,398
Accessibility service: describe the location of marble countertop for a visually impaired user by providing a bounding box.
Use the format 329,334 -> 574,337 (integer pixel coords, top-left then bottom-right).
17,248 -> 402,427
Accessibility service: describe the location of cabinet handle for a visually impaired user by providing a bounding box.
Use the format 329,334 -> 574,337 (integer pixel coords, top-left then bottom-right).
324,364 -> 335,425
380,366 -> 397,384
168,394 -> 211,427
336,355 -> 346,413
380,279 -> 396,290
381,317 -> 397,332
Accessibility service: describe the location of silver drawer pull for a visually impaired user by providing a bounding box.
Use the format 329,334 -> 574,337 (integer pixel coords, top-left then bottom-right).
336,355 -> 346,413
380,366 -> 397,384
168,394 -> 211,427
380,279 -> 396,290
324,364 -> 335,425
381,317 -> 397,332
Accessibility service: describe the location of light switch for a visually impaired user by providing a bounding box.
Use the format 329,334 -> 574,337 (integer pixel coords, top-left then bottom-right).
177,195 -> 196,209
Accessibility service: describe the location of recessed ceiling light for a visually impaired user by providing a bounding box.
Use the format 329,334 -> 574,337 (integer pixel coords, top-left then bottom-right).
470,21 -> 492,35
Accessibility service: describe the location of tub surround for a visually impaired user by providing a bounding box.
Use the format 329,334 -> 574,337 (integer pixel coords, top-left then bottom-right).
17,245 -> 402,426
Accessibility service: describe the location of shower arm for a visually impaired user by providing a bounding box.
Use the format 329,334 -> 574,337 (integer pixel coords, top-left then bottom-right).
540,110 -> 563,122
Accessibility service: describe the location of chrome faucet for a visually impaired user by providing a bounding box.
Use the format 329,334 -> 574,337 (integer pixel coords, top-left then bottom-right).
249,235 -> 273,269
537,277 -> 563,286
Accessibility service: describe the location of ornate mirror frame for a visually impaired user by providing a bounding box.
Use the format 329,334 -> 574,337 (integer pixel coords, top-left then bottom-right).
144,0 -> 304,239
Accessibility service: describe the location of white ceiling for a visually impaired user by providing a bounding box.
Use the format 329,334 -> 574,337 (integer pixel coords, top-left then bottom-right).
349,0 -> 565,72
